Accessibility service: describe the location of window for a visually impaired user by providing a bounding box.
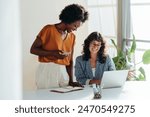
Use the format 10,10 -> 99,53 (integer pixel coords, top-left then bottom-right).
87,0 -> 117,57
130,0 -> 150,80
87,0 -> 150,80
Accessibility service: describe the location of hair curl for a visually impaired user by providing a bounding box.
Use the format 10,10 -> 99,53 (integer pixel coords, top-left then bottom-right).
59,4 -> 88,24
83,32 -> 107,63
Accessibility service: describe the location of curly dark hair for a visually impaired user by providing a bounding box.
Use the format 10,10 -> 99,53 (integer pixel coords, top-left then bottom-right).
59,4 -> 88,24
83,32 -> 107,63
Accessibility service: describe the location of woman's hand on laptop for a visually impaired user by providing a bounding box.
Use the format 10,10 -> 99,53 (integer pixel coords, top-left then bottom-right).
89,79 -> 101,85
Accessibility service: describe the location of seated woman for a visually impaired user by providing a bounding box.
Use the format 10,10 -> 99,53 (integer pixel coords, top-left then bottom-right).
75,32 -> 116,85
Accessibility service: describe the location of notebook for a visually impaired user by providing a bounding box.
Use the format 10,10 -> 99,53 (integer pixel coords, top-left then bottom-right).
50,86 -> 84,93
101,70 -> 129,89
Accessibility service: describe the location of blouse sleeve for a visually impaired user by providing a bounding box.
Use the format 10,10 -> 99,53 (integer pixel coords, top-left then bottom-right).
75,56 -> 89,85
37,25 -> 50,45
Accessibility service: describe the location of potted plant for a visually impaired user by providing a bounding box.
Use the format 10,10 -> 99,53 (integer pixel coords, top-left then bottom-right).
111,36 -> 150,80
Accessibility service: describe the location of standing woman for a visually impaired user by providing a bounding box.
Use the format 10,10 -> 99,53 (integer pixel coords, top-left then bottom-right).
75,32 -> 116,85
30,4 -> 88,89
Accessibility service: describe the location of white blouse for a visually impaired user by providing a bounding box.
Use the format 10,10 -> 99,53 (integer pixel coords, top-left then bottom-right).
86,68 -> 96,85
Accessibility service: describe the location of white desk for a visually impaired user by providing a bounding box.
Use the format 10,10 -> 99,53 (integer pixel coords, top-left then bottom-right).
102,81 -> 150,100
23,85 -> 94,100
23,81 -> 150,100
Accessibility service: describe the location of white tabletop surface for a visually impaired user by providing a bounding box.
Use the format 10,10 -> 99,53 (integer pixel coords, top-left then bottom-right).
23,81 -> 150,100
23,85 -> 94,100
102,81 -> 150,100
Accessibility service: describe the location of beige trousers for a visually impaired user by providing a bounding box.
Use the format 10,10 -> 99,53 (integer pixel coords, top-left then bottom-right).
36,62 -> 69,89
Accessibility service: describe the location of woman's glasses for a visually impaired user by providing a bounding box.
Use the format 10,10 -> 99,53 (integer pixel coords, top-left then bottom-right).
90,42 -> 101,47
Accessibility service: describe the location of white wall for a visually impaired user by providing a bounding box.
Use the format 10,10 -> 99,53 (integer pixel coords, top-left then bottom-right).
0,0 -> 22,99
20,0 -> 89,91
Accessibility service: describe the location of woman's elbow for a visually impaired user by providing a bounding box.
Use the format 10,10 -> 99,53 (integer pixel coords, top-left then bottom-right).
30,47 -> 34,54
30,47 -> 37,55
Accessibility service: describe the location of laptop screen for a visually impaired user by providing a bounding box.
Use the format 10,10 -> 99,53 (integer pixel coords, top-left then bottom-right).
101,70 -> 129,89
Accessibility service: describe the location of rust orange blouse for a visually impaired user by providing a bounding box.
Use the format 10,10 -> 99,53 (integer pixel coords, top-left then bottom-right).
37,25 -> 75,65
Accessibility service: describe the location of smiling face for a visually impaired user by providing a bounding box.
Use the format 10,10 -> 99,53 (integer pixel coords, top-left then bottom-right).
65,20 -> 82,33
89,40 -> 101,54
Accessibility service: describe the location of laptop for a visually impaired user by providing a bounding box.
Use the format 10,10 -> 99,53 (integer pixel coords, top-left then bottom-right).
101,70 -> 129,89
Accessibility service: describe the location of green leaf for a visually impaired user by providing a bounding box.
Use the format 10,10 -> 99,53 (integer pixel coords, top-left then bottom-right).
138,67 -> 146,78
137,74 -> 145,81
110,39 -> 117,50
129,35 -> 136,54
142,49 -> 150,64
111,39 -> 121,55
118,50 -> 123,57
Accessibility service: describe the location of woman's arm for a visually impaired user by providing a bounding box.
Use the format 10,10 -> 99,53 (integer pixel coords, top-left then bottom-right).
75,57 -> 90,85
30,36 -> 66,59
66,49 -> 83,87
107,55 -> 116,70
89,79 -> 101,85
